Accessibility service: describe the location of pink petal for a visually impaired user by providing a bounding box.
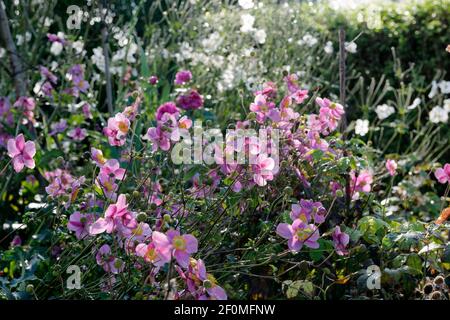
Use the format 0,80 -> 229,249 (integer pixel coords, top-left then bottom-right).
89,218 -> 108,235
7,138 -> 20,157
184,234 -> 198,253
276,223 -> 293,239
24,141 -> 36,158
12,157 -> 24,172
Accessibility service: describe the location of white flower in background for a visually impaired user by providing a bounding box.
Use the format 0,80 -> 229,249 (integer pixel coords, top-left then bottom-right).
324,41 -> 334,54
375,104 -> 395,120
238,0 -> 255,9
44,17 -> 53,27
438,80 -> 450,94
355,119 -> 369,136
0,47 -> 5,58
113,42 -> 138,63
429,106 -> 448,124
91,47 -> 106,72
240,13 -> 255,33
444,99 -> 450,112
16,34 -> 24,46
428,80 -> 438,98
174,42 -> 193,62
50,41 -> 63,56
25,32 -> 32,42
345,41 -> 357,53
254,29 -> 267,44
407,98 -> 421,110
33,80 -> 45,97
72,40 -> 85,55
201,32 -> 222,52
298,33 -> 318,47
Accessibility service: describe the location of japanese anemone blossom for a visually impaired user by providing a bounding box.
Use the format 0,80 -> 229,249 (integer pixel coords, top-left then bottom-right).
152,229 -> 198,268
435,163 -> 450,184
252,154 -> 276,186
332,226 -> 350,256
156,102 -> 180,122
385,159 -> 398,176
67,212 -> 94,239
276,219 -> 320,252
100,159 -> 126,180
179,258 -> 227,300
7,134 -> 36,173
89,194 -> 136,235
135,241 -> 171,267
103,112 -> 130,146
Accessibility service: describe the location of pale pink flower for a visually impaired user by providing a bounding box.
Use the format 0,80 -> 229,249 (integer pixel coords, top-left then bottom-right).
67,127 -> 87,141
100,159 -> 125,180
252,154 -> 275,186
385,159 -> 397,176
103,112 -> 130,146
67,212 -> 94,239
89,194 -> 136,235
435,163 -> 450,184
152,230 -> 198,268
145,126 -> 171,152
7,134 -> 36,172
91,147 -> 107,167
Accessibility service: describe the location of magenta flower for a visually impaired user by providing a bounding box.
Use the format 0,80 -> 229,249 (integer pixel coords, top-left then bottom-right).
435,163 -> 450,184
10,235 -> 22,247
176,89 -> 204,110
290,200 -> 327,224
7,134 -> 36,173
67,212 -> 94,239
149,75 -> 159,85
332,226 -> 350,256
155,102 -> 180,121
386,159 -> 398,176
67,127 -> 87,141
276,219 -> 320,252
174,70 -> 192,85
252,154 -> 275,186
100,159 -> 125,180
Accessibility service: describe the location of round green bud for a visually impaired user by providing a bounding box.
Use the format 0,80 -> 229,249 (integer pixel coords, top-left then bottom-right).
335,189 -> 344,198
26,284 -> 34,294
150,203 -> 157,210
163,214 -> 171,223
137,212 -> 147,222
203,279 -> 212,289
283,186 -> 293,196
132,190 -> 140,198
246,112 -> 256,120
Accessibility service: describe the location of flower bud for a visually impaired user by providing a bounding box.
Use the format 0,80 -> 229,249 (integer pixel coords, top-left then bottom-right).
163,214 -> 171,223
203,279 -> 212,289
137,212 -> 147,222
335,189 -> 344,198
26,284 -> 34,293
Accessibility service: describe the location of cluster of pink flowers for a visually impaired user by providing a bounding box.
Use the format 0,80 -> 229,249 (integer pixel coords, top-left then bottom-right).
350,170 -> 373,200
14,96 -> 36,124
145,104 -> 193,152
276,201 -> 349,255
